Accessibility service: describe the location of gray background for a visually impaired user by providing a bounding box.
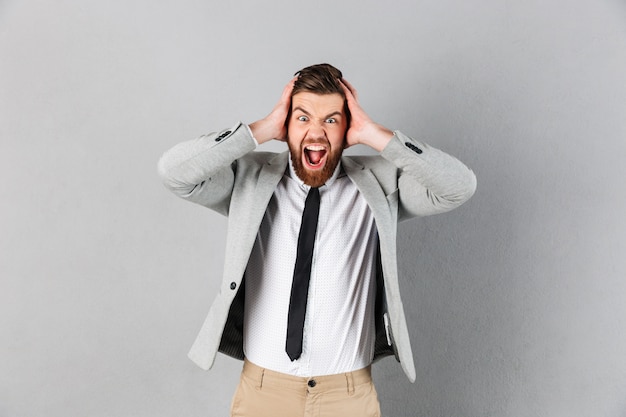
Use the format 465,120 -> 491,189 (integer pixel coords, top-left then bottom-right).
1,0 -> 625,416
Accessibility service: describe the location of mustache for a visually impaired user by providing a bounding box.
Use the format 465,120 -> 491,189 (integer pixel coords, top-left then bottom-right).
300,138 -> 330,148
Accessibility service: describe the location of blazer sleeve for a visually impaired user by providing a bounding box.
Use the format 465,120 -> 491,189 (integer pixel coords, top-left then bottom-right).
157,122 -> 257,216
380,131 -> 477,221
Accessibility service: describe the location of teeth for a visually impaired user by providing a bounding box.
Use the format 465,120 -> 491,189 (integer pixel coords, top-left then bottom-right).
305,145 -> 325,151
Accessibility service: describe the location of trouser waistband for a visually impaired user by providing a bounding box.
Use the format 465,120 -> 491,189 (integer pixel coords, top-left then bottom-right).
242,359 -> 372,394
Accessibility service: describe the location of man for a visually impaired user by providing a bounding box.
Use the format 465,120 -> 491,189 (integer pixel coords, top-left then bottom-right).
158,64 -> 476,416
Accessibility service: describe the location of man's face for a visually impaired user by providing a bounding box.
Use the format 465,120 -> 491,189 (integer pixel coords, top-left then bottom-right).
287,92 -> 348,188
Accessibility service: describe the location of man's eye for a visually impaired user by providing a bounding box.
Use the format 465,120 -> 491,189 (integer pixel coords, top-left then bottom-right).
298,116 -> 308,122
325,118 -> 336,124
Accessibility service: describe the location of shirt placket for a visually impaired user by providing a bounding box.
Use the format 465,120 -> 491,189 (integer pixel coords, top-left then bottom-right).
302,186 -> 331,373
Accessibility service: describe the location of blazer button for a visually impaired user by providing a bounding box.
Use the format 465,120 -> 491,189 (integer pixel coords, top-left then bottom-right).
230,282 -> 237,290
215,130 -> 232,142
405,141 -> 423,154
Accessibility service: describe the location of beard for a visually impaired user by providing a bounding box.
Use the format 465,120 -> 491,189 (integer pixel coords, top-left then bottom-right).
288,140 -> 343,188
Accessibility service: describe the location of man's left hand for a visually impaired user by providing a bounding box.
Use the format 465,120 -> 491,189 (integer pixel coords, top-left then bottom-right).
340,79 -> 394,152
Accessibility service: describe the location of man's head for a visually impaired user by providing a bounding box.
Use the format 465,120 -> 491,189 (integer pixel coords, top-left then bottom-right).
287,63 -> 349,188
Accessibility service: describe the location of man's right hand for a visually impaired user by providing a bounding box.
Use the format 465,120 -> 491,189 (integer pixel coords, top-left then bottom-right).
249,77 -> 297,144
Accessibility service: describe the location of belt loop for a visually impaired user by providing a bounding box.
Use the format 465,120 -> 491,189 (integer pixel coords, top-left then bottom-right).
346,372 -> 355,395
257,368 -> 265,390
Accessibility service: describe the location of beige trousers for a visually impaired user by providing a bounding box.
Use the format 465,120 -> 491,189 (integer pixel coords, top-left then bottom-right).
230,360 -> 381,417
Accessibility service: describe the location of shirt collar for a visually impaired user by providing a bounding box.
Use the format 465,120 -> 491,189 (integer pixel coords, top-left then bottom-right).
287,153 -> 342,191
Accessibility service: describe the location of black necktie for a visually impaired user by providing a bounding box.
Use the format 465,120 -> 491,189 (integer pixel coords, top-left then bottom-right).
286,187 -> 320,361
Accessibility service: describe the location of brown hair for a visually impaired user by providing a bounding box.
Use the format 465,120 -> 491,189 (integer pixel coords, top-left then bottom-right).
292,63 -> 345,97
290,63 -> 350,124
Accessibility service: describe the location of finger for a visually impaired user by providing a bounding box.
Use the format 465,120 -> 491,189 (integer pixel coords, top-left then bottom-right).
270,77 -> 297,119
339,80 -> 363,117
338,79 -> 352,98
340,78 -> 358,100
274,77 -> 296,111
281,76 -> 298,100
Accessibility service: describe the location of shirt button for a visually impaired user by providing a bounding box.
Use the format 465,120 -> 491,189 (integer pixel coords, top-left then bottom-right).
230,282 -> 237,290
308,379 -> 316,388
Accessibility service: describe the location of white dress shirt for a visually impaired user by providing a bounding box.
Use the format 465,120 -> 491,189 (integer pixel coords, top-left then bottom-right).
243,157 -> 379,377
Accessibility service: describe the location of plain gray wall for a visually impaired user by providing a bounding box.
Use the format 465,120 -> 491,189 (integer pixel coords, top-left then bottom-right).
1,0 -> 625,416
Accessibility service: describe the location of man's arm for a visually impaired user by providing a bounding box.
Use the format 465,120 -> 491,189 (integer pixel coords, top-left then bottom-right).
157,79 -> 296,213
381,132 -> 477,220
157,123 -> 257,215
340,79 -> 395,152
341,79 -> 477,220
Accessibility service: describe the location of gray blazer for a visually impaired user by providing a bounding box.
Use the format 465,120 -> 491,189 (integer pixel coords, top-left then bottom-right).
158,122 -> 476,382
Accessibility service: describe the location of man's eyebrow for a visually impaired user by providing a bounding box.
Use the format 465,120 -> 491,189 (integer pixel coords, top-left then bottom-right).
324,111 -> 343,119
292,106 -> 311,116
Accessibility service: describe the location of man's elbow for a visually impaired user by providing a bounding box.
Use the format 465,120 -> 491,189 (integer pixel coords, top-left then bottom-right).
449,168 -> 477,209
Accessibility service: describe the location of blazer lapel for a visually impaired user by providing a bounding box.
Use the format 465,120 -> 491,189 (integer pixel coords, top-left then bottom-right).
226,152 -> 289,281
255,151 -> 289,207
342,156 -> 394,238
244,151 -> 289,239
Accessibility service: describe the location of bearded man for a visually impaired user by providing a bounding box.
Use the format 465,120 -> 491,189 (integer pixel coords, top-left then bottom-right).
158,63 -> 476,417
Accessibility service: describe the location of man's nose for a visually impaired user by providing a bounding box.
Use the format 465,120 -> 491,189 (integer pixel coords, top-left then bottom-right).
307,123 -> 326,139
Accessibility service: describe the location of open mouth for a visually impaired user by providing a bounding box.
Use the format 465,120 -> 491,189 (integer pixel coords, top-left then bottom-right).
303,144 -> 328,170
